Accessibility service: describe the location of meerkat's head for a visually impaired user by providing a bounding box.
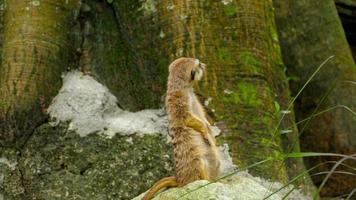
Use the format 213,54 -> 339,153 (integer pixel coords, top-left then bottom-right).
167,57 -> 206,90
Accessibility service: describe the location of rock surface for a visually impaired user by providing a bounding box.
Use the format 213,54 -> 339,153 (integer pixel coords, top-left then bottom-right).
0,148 -> 24,200
133,172 -> 311,200
1,124 -> 174,200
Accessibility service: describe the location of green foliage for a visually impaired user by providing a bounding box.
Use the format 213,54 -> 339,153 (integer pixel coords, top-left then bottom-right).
106,0 -> 113,4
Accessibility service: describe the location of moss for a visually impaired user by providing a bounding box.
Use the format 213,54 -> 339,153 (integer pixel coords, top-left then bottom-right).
274,101 -> 281,113
239,52 -> 261,68
223,5 -> 237,17
0,147 -> 25,199
237,82 -> 262,107
269,26 -> 279,42
216,47 -> 234,62
223,91 -> 240,104
1,123 -> 175,200
222,83 -> 262,107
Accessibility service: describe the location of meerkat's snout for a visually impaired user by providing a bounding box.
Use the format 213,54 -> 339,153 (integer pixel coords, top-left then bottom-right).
199,62 -> 206,71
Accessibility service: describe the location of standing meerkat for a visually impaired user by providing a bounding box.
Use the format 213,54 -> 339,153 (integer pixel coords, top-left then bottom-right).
143,57 -> 221,200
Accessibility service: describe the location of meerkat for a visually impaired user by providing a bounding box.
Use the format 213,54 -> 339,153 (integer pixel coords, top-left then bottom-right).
143,57 -> 221,200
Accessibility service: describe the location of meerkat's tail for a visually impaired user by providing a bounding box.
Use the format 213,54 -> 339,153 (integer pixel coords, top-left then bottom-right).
142,176 -> 178,200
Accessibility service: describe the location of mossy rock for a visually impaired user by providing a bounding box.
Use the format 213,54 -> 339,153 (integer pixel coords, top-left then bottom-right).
0,147 -> 24,200
2,123 -> 173,200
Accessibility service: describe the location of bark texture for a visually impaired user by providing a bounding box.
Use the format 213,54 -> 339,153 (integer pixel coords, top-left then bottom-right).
335,0 -> 356,60
170,0 -> 297,184
110,0 -> 315,187
0,0 -> 80,147
71,0 -> 165,111
273,0 -> 356,196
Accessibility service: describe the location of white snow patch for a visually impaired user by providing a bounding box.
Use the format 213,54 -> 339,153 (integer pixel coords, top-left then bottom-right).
48,71 -> 168,137
104,109 -> 168,138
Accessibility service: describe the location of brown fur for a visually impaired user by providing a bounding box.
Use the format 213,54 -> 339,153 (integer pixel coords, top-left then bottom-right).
143,57 -> 220,200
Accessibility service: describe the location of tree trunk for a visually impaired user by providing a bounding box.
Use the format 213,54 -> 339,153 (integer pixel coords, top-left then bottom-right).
0,0 -> 80,147
335,0 -> 356,60
0,0 -> 4,63
164,0 -> 285,183
69,0 -> 165,111
97,0 -> 168,111
273,0 -> 356,196
111,0 -> 316,189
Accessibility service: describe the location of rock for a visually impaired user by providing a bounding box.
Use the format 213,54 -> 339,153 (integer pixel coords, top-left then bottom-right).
133,172 -> 311,200
0,71 -> 175,200
0,148 -> 25,200
15,123 -> 173,200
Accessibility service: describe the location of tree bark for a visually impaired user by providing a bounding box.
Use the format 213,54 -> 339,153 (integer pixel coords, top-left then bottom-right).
166,0 -> 286,182
70,0 -> 165,111
95,0 -> 168,111
335,0 -> 356,60
111,0 -> 316,189
0,0 -> 80,147
273,0 -> 356,196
